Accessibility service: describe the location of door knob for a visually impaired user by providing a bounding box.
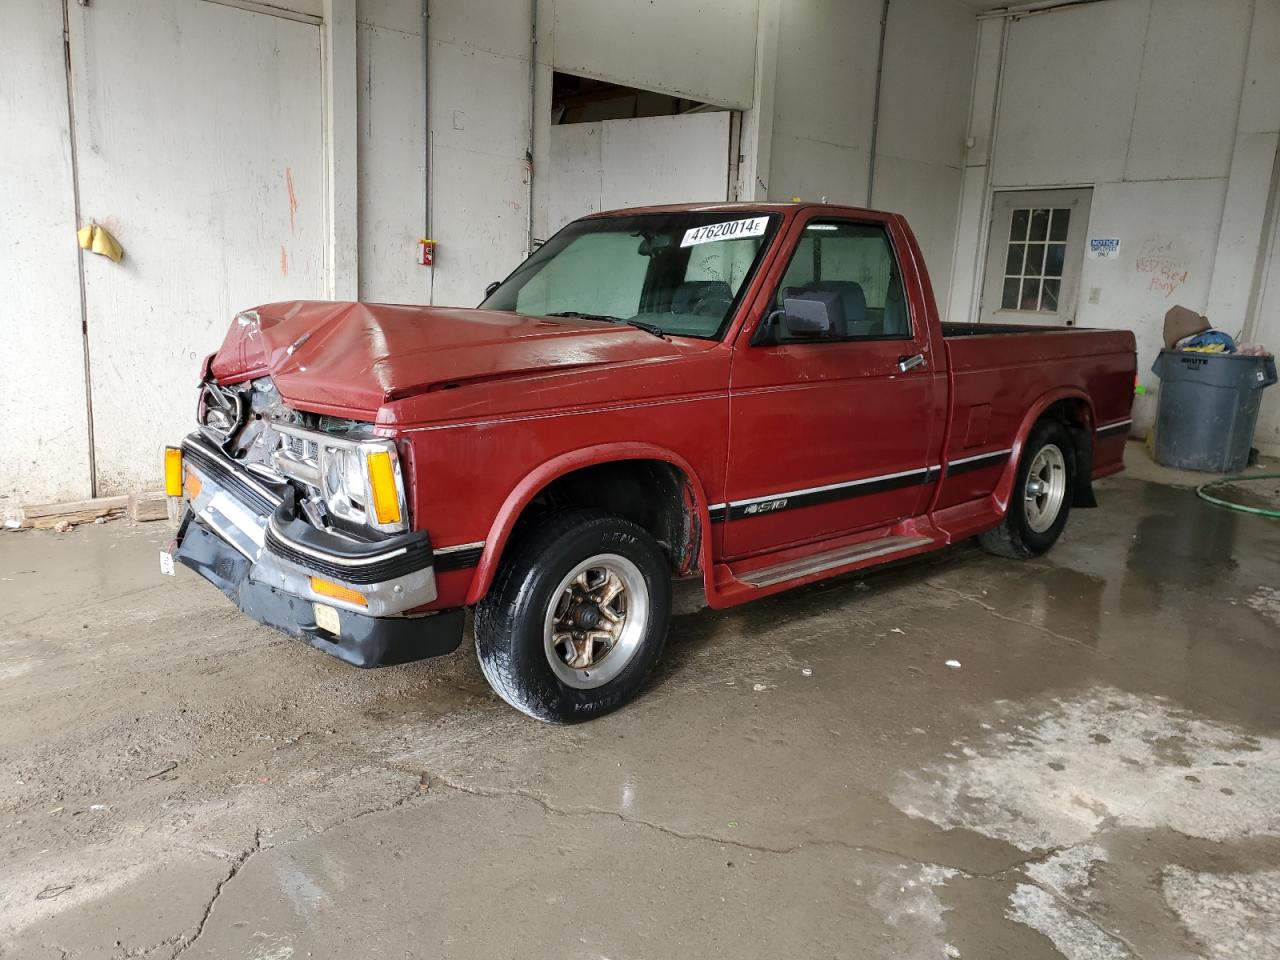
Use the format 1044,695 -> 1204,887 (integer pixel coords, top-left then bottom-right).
898,353 -> 926,373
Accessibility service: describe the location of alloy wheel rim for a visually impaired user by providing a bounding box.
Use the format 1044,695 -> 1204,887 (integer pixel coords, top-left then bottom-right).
1024,443 -> 1067,533
543,553 -> 648,689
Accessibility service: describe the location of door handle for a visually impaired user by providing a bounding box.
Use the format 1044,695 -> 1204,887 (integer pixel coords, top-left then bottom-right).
898,353 -> 927,373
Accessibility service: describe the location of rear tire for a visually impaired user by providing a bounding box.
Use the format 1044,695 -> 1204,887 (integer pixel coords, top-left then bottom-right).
979,419 -> 1075,559
474,510 -> 672,723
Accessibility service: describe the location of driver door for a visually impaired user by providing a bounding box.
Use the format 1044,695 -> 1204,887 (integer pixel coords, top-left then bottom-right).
722,212 -> 945,560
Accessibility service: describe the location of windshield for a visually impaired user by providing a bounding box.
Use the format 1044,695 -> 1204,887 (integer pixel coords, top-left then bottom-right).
481,211 -> 782,340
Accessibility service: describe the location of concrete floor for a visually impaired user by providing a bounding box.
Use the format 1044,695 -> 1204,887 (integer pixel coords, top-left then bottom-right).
2,454 -> 1278,959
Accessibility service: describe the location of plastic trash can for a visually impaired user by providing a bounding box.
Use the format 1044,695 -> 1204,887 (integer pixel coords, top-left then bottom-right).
1151,350 -> 1278,472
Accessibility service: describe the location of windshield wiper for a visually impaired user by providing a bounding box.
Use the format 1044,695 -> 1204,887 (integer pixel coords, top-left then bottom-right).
545,311 -> 668,340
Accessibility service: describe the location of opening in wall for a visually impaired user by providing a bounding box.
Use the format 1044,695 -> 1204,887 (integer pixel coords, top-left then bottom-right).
552,72 -> 726,124
547,74 -> 738,233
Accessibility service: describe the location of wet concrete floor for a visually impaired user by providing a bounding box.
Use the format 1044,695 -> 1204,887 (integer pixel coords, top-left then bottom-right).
1,472 -> 1278,959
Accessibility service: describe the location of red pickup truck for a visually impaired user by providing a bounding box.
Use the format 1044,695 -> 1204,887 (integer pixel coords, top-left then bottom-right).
165,202 -> 1135,722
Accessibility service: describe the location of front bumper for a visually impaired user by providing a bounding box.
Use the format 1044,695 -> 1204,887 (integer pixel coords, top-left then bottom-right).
171,434 -> 463,667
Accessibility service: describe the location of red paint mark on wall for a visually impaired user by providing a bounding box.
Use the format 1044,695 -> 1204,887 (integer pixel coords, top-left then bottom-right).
280,245 -> 289,277
1136,239 -> 1188,298
285,167 -> 298,234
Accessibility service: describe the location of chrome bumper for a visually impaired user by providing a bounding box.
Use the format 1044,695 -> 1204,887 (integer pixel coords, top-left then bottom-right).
179,436 -> 437,617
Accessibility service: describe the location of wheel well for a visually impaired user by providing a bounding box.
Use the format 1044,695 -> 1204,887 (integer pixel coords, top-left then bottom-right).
510,459 -> 701,574
1038,398 -> 1097,508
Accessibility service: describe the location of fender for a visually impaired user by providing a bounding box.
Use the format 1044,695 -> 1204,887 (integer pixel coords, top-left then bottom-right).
464,442 -> 716,605
990,386 -> 1095,514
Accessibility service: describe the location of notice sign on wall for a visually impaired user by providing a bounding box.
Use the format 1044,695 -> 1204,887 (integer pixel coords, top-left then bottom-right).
1088,237 -> 1122,260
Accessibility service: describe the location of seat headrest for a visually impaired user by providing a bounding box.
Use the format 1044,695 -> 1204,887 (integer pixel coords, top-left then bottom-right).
804,280 -> 867,327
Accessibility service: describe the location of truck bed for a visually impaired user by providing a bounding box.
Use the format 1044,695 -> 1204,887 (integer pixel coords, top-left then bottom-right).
932,322 -> 1136,517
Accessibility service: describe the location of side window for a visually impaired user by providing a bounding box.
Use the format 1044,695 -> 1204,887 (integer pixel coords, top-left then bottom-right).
771,221 -> 911,342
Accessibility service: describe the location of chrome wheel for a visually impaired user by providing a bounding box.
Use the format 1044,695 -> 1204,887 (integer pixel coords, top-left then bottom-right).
1024,443 -> 1067,533
543,553 -> 649,690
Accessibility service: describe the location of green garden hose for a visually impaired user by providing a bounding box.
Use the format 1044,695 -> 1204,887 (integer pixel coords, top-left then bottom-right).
1196,473 -> 1280,518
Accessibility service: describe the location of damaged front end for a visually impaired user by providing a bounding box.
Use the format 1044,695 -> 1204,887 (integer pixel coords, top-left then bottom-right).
165,375 -> 462,667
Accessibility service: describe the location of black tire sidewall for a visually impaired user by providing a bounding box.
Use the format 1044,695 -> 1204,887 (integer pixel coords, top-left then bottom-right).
1009,420 -> 1075,554
487,516 -> 671,722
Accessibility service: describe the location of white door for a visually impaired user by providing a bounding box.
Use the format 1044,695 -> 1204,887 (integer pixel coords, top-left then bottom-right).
69,0 -> 326,494
981,188 -> 1092,326
548,112 -> 732,233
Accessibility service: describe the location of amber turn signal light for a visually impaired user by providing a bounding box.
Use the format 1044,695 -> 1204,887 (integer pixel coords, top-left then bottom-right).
366,450 -> 402,525
183,467 -> 202,502
164,447 -> 183,497
309,576 -> 368,608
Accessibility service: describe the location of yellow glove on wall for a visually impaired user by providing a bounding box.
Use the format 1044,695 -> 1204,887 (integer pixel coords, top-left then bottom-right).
77,223 -> 124,263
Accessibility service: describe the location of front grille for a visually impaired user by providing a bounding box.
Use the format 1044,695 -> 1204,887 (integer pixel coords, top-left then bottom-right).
285,433 -> 320,463
264,526 -> 435,584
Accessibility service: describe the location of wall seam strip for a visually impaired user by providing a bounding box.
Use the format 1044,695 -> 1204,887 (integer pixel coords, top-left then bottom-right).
865,0 -> 891,207
61,0 -> 97,498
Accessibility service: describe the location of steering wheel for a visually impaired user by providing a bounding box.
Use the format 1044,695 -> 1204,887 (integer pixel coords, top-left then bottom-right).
679,293 -> 731,317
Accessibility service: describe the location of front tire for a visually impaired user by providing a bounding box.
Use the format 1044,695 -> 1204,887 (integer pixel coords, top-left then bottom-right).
979,419 -> 1075,559
474,510 -> 672,723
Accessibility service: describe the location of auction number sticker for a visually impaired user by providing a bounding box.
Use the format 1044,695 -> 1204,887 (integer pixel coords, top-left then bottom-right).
681,216 -> 769,248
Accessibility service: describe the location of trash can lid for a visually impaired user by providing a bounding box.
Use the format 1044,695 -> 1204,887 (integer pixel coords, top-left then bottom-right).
1151,349 -> 1278,389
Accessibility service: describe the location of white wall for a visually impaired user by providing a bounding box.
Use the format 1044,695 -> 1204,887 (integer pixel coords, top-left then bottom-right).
948,0 -> 1280,446
550,0 -> 759,109
0,1 -> 92,508
1245,0 -> 1280,452
767,0 -> 883,205
69,0 -> 328,496
356,0 -> 532,308
354,0 -> 766,310
1253,199 -> 1280,451
3,0 -> 988,505
872,0 -> 977,317
763,0 -> 977,318
356,2 -> 428,306
548,112 -> 731,231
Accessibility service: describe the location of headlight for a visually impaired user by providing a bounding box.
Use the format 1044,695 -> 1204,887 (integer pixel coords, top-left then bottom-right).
317,439 -> 406,532
196,381 -> 243,442
273,424 -> 407,533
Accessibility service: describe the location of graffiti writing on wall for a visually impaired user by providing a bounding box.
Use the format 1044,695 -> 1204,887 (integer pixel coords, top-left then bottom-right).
1135,238 -> 1189,298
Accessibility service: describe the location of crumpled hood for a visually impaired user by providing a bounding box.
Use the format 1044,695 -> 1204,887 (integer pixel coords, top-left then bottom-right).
209,300 -> 689,414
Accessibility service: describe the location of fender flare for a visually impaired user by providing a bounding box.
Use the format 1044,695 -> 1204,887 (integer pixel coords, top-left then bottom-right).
463,442 -> 715,605
990,387 -> 1096,513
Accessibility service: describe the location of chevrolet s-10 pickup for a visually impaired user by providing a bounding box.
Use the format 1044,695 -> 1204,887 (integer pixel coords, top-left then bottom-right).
164,202 -> 1136,721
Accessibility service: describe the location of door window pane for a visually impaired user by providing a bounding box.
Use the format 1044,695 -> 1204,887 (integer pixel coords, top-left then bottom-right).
1045,243 -> 1066,278
1002,277 -> 1020,310
1011,208 -> 1029,241
772,221 -> 910,341
1048,209 -> 1069,242
1029,208 -> 1051,242
1021,278 -> 1041,310
999,206 -> 1071,313
1041,278 -> 1060,311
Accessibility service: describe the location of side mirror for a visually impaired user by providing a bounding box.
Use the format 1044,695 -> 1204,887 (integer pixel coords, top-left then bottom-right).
780,296 -> 832,337
752,308 -> 785,345
484,280 -> 501,299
